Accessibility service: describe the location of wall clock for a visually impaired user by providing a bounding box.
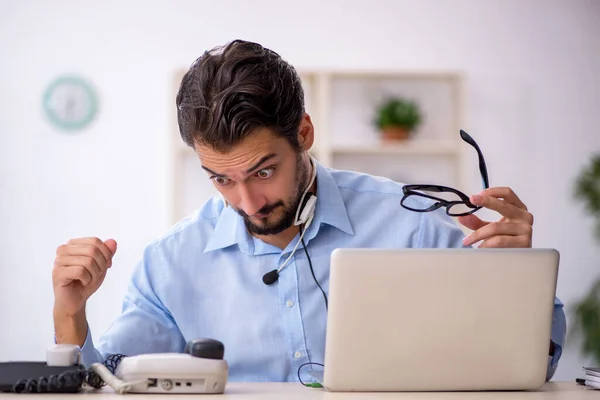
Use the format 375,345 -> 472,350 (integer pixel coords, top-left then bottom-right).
43,75 -> 98,132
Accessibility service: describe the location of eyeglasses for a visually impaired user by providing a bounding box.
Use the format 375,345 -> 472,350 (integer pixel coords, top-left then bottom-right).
400,130 -> 489,217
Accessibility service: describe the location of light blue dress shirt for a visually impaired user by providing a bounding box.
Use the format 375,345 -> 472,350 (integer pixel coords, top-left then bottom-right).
78,161 -> 566,382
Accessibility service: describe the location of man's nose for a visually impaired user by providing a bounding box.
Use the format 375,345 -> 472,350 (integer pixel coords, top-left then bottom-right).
238,186 -> 265,216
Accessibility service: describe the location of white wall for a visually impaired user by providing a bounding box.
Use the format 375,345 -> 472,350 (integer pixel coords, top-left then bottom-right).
1,0 -> 599,381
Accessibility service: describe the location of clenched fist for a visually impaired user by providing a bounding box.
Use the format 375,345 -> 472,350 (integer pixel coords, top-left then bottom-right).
52,237 -> 118,316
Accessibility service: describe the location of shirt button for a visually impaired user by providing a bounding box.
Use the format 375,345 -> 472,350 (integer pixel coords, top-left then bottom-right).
286,300 -> 294,308
294,351 -> 302,359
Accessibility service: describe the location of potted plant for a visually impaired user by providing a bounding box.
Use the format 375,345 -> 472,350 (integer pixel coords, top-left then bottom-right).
374,97 -> 422,141
572,154 -> 600,365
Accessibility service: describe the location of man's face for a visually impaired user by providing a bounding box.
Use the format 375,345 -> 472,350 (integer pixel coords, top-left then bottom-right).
195,128 -> 311,236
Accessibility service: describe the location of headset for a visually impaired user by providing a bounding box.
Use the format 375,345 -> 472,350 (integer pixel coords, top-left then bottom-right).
262,157 -> 317,286
217,157 -> 326,308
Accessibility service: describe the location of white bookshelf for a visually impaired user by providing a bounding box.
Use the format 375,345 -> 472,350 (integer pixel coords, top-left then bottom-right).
330,141 -> 460,156
168,68 -> 469,225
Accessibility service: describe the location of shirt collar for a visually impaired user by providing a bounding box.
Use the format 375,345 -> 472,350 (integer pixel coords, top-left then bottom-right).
203,205 -> 253,254
311,160 -> 354,236
203,159 -> 354,254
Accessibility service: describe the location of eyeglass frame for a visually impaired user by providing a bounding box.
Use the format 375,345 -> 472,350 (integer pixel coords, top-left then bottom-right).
400,130 -> 489,217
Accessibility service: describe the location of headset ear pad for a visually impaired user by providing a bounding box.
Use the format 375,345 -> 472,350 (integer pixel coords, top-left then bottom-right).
295,193 -> 317,226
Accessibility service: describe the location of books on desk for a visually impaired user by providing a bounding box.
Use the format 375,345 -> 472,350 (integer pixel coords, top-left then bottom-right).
581,367 -> 600,389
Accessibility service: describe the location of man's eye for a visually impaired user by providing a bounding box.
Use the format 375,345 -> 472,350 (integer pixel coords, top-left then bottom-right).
256,168 -> 274,179
212,176 -> 230,186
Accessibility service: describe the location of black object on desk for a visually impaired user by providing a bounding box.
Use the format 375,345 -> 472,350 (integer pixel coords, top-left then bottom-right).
0,362 -> 86,393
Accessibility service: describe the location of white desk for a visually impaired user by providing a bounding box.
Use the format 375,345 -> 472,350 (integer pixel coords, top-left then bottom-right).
0,382 -> 596,399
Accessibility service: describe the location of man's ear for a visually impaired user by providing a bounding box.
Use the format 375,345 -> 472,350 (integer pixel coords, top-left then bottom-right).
298,113 -> 315,151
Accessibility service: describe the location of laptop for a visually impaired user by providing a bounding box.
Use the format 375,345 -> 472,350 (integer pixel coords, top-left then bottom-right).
308,248 -> 559,392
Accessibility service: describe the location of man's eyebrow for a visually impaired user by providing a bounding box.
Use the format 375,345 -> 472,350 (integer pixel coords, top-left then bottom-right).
201,153 -> 277,178
245,154 -> 277,174
201,165 -> 223,177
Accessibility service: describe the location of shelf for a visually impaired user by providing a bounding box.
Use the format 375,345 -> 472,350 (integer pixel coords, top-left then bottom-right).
330,141 -> 460,156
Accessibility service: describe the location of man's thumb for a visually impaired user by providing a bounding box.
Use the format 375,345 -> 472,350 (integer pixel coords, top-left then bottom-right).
104,239 -> 118,256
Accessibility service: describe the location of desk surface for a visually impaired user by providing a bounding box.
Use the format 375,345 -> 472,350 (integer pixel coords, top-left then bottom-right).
0,382 -> 596,399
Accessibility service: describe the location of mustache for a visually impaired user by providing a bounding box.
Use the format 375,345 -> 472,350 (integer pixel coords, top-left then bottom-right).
238,201 -> 284,217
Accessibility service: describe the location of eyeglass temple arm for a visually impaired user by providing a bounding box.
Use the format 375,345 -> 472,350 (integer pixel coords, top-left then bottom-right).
460,130 -> 489,189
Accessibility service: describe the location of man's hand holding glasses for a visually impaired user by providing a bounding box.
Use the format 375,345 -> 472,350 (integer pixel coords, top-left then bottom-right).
460,187 -> 534,248
400,130 -> 534,249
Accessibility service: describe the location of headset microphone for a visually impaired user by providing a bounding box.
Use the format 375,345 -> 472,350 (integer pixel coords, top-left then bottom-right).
262,269 -> 280,285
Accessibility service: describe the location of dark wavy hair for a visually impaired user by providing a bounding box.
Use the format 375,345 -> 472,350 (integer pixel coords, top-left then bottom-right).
176,40 -> 305,153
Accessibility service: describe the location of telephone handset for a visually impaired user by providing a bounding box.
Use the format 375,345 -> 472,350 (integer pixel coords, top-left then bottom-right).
92,338 -> 228,394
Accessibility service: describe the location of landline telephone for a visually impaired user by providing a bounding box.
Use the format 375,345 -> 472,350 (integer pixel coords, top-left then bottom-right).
0,338 -> 228,394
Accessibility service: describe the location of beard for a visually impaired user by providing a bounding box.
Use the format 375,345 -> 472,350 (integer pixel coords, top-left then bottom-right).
236,154 -> 311,236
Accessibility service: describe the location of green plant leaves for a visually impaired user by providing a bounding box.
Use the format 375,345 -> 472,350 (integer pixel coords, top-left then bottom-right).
573,154 -> 600,364
572,280 -> 600,364
375,97 -> 422,131
575,154 -> 600,240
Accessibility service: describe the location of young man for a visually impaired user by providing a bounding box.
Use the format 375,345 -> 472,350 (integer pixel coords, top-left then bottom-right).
52,40 -> 566,382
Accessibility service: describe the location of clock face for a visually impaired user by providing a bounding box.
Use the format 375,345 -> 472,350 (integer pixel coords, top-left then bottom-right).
43,76 -> 98,131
